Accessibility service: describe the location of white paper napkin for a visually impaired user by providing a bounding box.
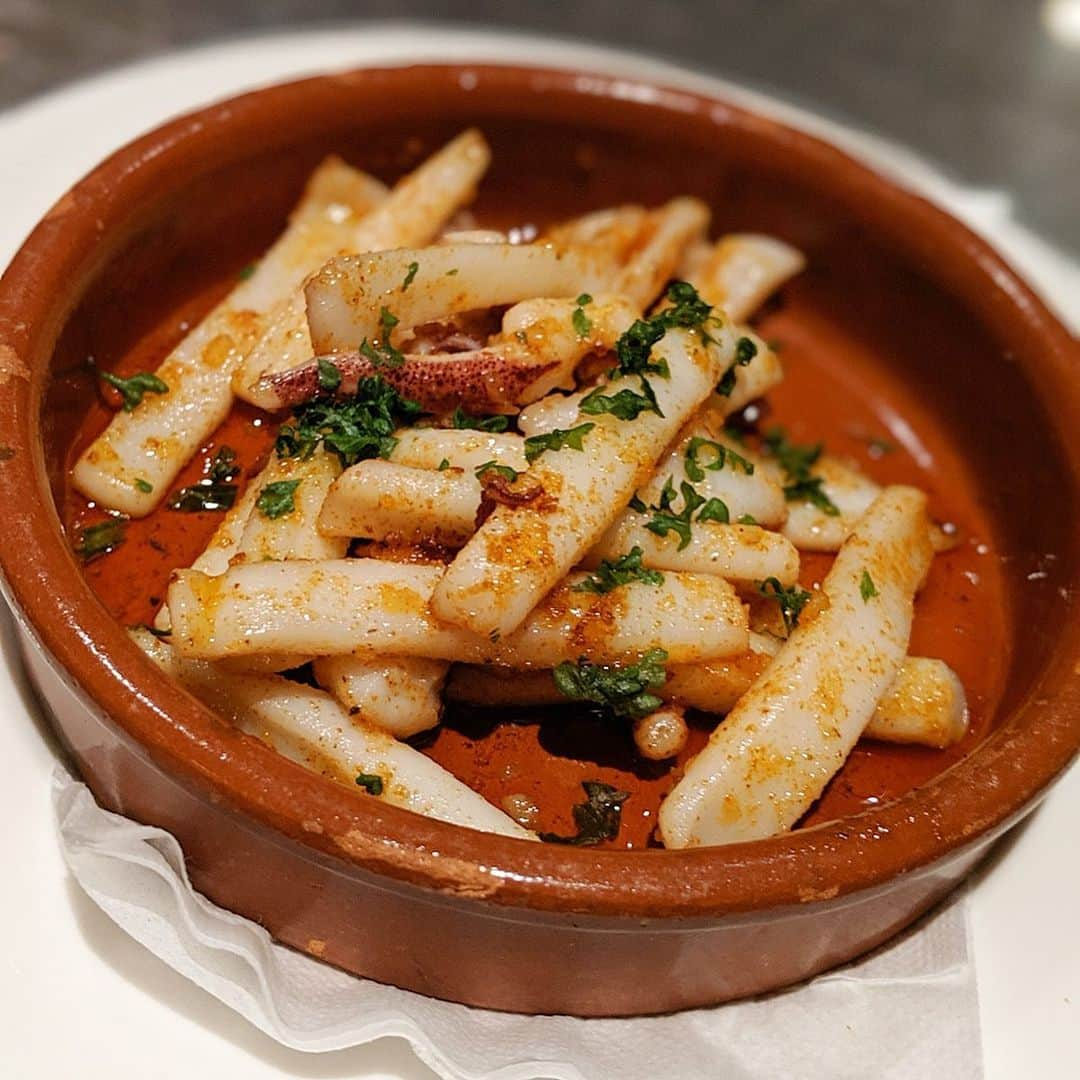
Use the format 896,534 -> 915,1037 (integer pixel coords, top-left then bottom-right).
54,767 -> 982,1080
35,29 -> 1079,1080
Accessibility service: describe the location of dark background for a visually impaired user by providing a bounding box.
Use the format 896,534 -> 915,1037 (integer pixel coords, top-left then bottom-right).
1,0 -> 1077,253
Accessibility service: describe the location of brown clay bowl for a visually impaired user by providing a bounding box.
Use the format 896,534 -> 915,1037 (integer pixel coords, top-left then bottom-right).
0,64 -> 1077,1018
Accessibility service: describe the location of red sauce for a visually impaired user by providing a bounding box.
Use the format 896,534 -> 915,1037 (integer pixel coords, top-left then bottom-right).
64,257 -> 1009,851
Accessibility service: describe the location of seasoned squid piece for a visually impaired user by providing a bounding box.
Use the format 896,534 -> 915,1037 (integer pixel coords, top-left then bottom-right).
232,129 -> 493,398
389,428 -> 527,472
445,649 -> 969,750
166,560 -> 748,668
318,460 -> 481,545
72,158 -> 388,517
659,485 -> 934,847
312,655 -> 448,739
677,233 -> 806,322
304,242 -> 610,355
432,323 -> 740,638
130,629 -> 532,839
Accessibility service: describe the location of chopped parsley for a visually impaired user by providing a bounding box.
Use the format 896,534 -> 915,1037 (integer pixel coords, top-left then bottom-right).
134,478 -> 153,493
735,336 -> 758,366
552,648 -> 668,720
579,378 -> 663,421
610,280 -> 718,380
762,427 -> 840,516
445,267 -> 459,276
572,293 -> 593,339
437,458 -> 451,471
756,577 -> 812,635
237,262 -> 256,281
451,407 -> 509,433
276,375 -> 422,467
76,518 -> 126,561
538,781 -> 630,846
355,773 -> 384,795
860,570 -> 879,602
474,460 -> 520,483
737,513 -> 759,525
167,447 -> 241,513
99,370 -> 169,412
356,308 -> 405,369
256,478 -> 301,519
683,436 -> 754,482
716,366 -> 738,397
631,478 -> 729,550
523,422 -> 595,464
572,547 -> 664,595
401,260 -> 419,291
317,357 -> 342,392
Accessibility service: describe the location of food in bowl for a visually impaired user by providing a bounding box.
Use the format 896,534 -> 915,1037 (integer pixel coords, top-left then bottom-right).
66,127 -> 999,851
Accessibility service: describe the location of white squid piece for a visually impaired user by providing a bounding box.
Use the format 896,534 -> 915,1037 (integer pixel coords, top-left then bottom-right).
677,233 -> 806,323
166,560 -> 748,667
231,129 -> 493,400
658,485 -> 934,847
304,242 -> 610,355
773,454 -> 882,552
312,655 -> 448,739
318,460 -> 481,545
72,157 -> 389,516
237,447 -> 346,563
586,518 -> 800,587
432,324 -> 740,637
389,428 -> 527,472
130,629 -> 532,839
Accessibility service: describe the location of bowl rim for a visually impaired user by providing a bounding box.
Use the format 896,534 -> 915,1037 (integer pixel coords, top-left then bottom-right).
0,61 -> 1077,919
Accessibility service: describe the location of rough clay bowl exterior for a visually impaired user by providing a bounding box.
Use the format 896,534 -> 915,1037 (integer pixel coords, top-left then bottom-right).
0,65 -> 1077,1017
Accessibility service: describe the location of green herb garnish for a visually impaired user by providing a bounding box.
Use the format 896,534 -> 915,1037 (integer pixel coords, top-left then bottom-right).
99,370 -> 169,412
633,479 -> 730,550
737,513 -> 759,525
475,460 -> 520,483
355,773 -> 384,795
256,479 -> 301,519
734,336 -> 758,366
451,407 -> 509,433
552,648 -> 668,720
401,261 -> 419,291
756,577 -> 812,635
445,268 -> 459,276
716,365 -> 737,397
237,262 -> 256,281
572,547 -> 663,595
134,478 -> 153,493
683,436 -> 754,482
762,427 -> 840,516
317,357 -> 342,393
76,518 -> 126,561
276,375 -> 422,468
572,293 -> 593,339
523,422 -> 595,464
437,458 -> 451,471
610,280 -> 718,380
167,446 -> 241,513
579,378 -> 663,421
860,570 -> 879,602
538,781 -> 630,846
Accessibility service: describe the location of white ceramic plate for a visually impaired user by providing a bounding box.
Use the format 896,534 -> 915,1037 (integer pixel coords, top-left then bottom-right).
1,25 -> 1076,1080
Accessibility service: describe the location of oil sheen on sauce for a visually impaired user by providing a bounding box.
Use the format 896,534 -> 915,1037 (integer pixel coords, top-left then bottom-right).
64,265 -> 1010,851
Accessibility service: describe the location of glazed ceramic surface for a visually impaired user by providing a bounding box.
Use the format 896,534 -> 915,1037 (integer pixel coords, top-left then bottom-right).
0,63 -> 1077,1016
